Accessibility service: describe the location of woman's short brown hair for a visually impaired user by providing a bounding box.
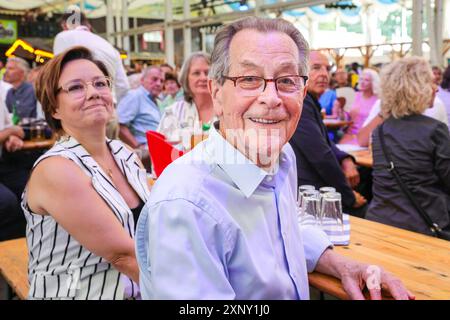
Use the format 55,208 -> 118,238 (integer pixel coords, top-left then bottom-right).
35,46 -> 109,134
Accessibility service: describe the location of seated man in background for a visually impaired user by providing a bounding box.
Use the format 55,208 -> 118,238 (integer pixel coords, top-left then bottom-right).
117,66 -> 164,170
135,16 -> 413,300
4,57 -> 37,121
290,51 -> 367,216
0,101 -> 27,241
117,66 -> 163,148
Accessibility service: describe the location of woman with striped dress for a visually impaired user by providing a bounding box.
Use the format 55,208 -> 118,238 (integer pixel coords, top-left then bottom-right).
22,47 -> 150,299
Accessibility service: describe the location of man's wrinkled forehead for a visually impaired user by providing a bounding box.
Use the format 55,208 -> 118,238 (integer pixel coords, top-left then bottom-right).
234,59 -> 300,72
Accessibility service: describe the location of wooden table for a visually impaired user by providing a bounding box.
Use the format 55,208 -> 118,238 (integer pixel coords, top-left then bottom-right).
0,238 -> 28,300
323,118 -> 353,129
349,149 -> 373,168
308,216 -> 450,300
22,138 -> 55,151
2,217 -> 449,300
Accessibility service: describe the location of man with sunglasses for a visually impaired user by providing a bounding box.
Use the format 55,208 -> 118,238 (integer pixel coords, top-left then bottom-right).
135,17 -> 412,300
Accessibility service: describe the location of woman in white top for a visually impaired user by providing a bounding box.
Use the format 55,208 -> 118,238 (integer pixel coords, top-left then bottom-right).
158,52 -> 215,148
23,47 -> 150,299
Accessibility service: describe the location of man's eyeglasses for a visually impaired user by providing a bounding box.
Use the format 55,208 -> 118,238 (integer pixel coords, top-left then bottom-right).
222,75 -> 308,96
57,76 -> 112,99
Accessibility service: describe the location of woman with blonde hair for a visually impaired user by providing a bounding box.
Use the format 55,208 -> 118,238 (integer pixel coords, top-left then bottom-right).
338,68 -> 379,144
366,57 -> 450,236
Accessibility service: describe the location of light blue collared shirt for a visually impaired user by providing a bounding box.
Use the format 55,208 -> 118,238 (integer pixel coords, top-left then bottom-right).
135,123 -> 332,299
117,86 -> 161,145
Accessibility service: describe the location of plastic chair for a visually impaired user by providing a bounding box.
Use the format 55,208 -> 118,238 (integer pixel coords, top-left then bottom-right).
146,130 -> 184,178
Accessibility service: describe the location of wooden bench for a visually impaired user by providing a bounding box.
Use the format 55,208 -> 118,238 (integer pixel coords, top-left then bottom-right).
0,238 -> 29,300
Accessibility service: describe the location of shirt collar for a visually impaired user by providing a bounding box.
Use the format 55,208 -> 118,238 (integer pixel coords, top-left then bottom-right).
205,122 -> 270,198
138,85 -> 157,104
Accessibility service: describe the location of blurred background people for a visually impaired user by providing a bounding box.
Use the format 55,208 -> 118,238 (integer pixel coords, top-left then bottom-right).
157,72 -> 182,112
0,100 -> 26,241
432,65 -> 443,86
158,52 -> 214,148
437,65 -> 450,126
117,66 -> 163,149
338,68 -> 379,144
3,57 -> 37,121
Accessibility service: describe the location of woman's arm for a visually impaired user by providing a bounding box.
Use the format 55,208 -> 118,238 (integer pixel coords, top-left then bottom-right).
27,156 -> 139,283
356,114 -> 383,147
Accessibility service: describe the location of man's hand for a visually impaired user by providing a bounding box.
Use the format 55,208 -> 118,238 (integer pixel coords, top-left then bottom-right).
5,135 -> 24,152
352,190 -> 367,208
315,249 -> 415,300
10,125 -> 25,139
341,157 -> 360,188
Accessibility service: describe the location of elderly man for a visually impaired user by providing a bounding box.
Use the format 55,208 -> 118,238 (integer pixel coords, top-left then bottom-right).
4,57 -> 37,121
290,51 -> 367,217
135,17 -> 413,300
117,66 -> 164,149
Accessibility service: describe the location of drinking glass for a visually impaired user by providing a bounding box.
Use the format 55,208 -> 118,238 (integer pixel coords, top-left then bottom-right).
320,192 -> 343,227
319,186 -> 336,195
301,189 -> 321,222
298,185 -> 315,208
30,122 -> 45,141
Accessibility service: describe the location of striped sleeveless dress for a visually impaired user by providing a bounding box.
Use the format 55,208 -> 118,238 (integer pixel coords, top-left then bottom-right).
21,136 -> 150,300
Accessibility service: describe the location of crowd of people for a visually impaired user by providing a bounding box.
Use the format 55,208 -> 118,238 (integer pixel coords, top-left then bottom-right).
0,12 -> 449,300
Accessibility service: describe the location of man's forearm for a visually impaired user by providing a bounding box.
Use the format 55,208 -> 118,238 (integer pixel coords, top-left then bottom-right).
119,125 -> 139,148
314,248 -> 354,280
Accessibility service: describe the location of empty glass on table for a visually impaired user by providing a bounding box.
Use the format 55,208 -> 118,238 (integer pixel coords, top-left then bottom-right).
319,186 -> 336,195
300,189 -> 321,222
298,185 -> 315,208
320,191 -> 343,227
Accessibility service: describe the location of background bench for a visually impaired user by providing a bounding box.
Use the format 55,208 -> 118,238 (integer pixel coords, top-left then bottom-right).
0,238 -> 28,300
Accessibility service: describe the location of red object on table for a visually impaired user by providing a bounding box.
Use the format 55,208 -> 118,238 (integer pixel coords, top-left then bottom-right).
146,130 -> 184,178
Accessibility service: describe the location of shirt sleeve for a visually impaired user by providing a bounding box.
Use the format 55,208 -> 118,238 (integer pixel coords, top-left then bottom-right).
116,93 -> 139,126
113,51 -> 130,104
139,198 -> 236,299
53,33 -> 68,55
299,225 -> 333,272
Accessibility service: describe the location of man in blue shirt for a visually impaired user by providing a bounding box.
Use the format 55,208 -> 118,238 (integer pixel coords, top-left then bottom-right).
4,57 -> 37,121
136,17 -> 413,300
117,66 -> 163,149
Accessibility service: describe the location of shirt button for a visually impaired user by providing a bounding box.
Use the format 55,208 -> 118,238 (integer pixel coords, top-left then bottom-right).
266,176 -> 273,182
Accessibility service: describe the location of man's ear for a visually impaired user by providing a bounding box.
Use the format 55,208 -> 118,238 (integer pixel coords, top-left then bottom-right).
208,79 -> 223,117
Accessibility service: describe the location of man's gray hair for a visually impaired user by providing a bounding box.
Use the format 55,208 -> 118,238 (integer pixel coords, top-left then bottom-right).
179,51 -> 211,103
209,16 -> 309,84
7,56 -> 30,75
141,65 -> 162,79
